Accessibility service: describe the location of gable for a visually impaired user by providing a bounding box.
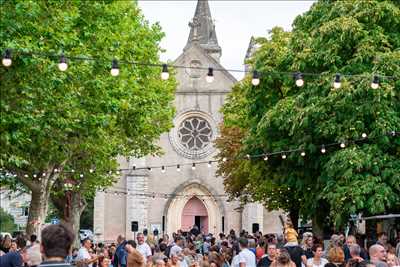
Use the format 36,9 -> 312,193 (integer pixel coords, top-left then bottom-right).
174,44 -> 237,93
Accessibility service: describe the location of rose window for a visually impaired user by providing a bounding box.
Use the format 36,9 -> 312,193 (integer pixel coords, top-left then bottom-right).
178,117 -> 212,151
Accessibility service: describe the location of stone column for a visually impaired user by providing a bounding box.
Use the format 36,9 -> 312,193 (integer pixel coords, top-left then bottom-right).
125,171 -> 149,239
242,203 -> 264,233
93,191 -> 105,242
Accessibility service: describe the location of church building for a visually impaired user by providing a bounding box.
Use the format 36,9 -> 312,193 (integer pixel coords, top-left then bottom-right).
93,0 -> 283,242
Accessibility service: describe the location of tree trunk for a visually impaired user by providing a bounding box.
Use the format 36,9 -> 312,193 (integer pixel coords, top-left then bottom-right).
289,207 -> 299,231
52,190 -> 87,247
26,184 -> 50,238
312,214 -> 324,240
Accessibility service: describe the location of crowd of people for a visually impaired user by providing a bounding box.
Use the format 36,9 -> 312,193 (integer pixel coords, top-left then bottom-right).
1,222 -> 400,267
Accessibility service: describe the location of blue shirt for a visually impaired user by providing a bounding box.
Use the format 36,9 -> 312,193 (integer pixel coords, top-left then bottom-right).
0,252 -> 23,267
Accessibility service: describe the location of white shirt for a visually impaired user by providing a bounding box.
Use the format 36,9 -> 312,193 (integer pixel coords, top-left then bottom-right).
306,258 -> 328,267
170,245 -> 183,258
232,254 -> 241,267
137,243 -> 152,263
238,248 -> 256,267
77,247 -> 92,267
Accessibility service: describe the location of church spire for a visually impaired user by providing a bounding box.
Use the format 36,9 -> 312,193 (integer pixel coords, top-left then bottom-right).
185,0 -> 222,61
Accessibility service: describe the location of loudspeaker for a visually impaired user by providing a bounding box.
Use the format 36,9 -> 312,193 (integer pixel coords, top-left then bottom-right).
153,229 -> 159,236
143,228 -> 148,236
252,223 -> 259,234
131,221 -> 138,232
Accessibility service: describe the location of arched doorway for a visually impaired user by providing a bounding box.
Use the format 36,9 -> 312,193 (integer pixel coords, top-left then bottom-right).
164,181 -> 224,235
181,197 -> 208,233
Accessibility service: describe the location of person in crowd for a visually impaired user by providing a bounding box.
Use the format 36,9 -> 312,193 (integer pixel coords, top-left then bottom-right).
301,233 -> 314,260
325,247 -> 345,267
39,224 -> 74,267
136,233 -> 152,264
203,237 -> 212,256
283,221 -> 306,267
238,237 -> 256,267
0,239 -> 28,267
369,245 -> 388,267
1,235 -> 12,254
125,240 -> 145,267
27,234 -> 42,267
386,252 -> 399,267
256,238 -> 265,262
349,244 -> 365,264
306,244 -> 328,267
257,243 -> 277,267
154,258 -> 167,267
170,236 -> 185,258
376,234 -> 391,254
9,240 -> 18,252
76,238 -> 99,267
114,236 -> 128,267
248,239 -> 257,256
170,253 -> 182,267
270,249 -> 296,267
153,243 -> 168,264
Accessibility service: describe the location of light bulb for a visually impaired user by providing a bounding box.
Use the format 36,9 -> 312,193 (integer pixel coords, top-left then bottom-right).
321,145 -> 326,154
161,166 -> 166,173
251,71 -> 260,86
207,161 -> 212,168
282,154 -> 287,159
340,142 -> 346,148
301,151 -> 306,157
222,157 -> 227,162
371,75 -> 379,89
333,74 -> 341,89
176,164 -> 181,172
24,174 -> 29,178
110,59 -> 119,76
2,49 -> 12,67
362,133 -> 367,138
295,72 -> 304,87
89,169 -> 94,173
71,169 -> 75,173
148,167 -> 152,172
116,170 -> 120,175
58,54 -> 68,71
264,155 -> 268,161
42,173 -> 46,177
54,168 -> 58,173
246,154 -> 251,159
80,174 -> 84,178
192,163 -> 196,170
206,67 -> 214,83
161,64 -> 169,80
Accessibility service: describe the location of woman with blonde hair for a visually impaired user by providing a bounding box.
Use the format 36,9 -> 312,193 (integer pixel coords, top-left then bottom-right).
325,247 -> 345,267
271,249 -> 296,267
301,233 -> 314,260
387,252 -> 400,267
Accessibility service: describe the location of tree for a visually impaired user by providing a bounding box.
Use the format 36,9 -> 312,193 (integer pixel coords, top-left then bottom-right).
0,1 -> 176,236
0,208 -> 17,233
217,0 -> 400,235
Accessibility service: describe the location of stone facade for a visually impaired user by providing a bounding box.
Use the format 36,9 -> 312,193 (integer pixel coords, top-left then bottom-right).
93,0 -> 283,242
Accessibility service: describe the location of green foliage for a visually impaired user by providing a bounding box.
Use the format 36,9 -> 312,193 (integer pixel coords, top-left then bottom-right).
0,208 -> 17,233
218,0 -> 400,228
0,1 -> 176,197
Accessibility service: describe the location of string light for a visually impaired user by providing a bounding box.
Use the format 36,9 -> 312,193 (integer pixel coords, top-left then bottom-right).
89,169 -> 94,173
246,154 -> 251,160
301,151 -> 306,157
54,168 -> 58,173
281,154 -> 287,159
80,174 -> 84,178
161,64 -> 169,80
251,71 -> 260,86
161,166 -> 166,173
2,49 -> 12,67
340,142 -> 346,148
264,155 -> 268,161
371,75 -> 379,89
362,133 -> 367,138
191,163 -> 196,170
58,53 -> 68,71
177,164 -> 181,172
222,157 -> 227,162
206,67 -> 214,83
321,145 -> 326,154
294,72 -> 304,87
207,161 -> 212,168
110,59 -> 119,76
42,173 -> 46,177
333,74 -> 341,89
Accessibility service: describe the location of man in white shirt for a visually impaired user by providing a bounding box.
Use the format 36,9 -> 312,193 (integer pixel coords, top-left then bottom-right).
137,233 -> 152,264
169,236 -> 184,258
238,238 -> 256,267
76,238 -> 98,267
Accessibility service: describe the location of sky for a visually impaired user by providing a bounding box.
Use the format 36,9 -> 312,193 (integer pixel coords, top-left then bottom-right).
138,1 -> 315,80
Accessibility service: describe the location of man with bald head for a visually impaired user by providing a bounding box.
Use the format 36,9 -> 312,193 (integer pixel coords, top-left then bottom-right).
369,244 -> 388,267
